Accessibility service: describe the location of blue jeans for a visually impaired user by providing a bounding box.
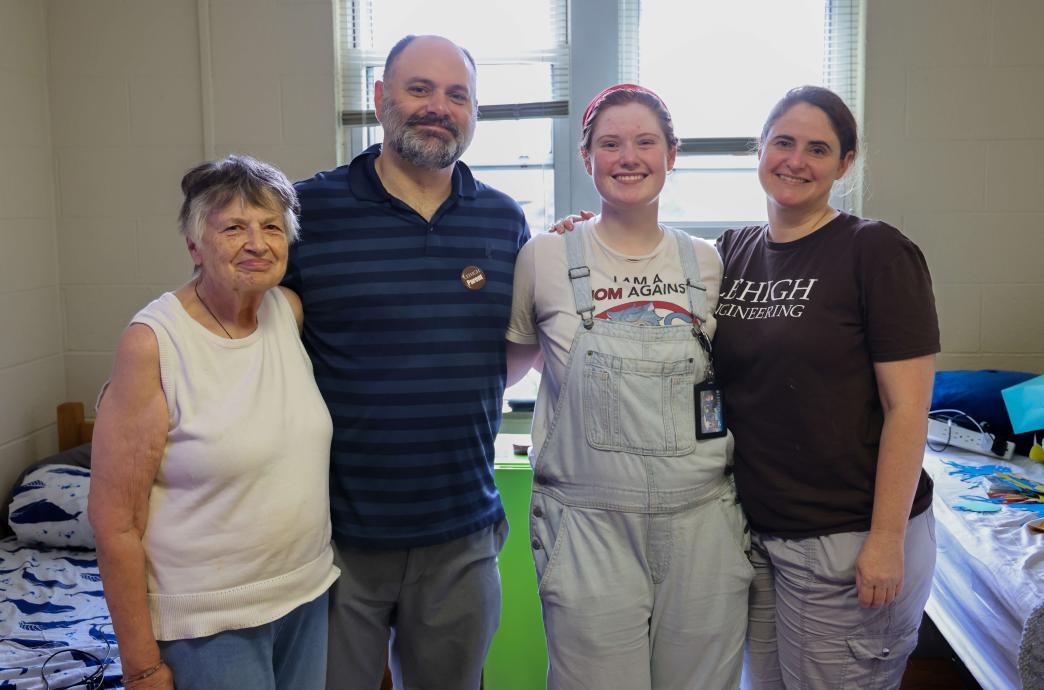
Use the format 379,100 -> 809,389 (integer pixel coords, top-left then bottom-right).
159,591 -> 329,690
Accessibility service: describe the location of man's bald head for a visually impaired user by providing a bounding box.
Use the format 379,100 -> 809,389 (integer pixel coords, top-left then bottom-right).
383,35 -> 477,87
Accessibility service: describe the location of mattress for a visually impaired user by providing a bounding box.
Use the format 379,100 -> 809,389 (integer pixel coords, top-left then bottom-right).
923,449 -> 1044,690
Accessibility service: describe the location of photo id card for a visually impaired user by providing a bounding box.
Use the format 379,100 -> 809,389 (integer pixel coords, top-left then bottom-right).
695,381 -> 727,439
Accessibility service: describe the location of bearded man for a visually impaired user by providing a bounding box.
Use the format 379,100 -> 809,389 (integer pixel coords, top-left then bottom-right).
284,34 -> 532,690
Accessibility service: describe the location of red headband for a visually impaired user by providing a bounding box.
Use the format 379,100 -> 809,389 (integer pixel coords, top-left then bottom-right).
581,83 -> 670,129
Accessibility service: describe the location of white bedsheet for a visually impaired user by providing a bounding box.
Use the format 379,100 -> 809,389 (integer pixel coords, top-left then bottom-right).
923,449 -> 1044,690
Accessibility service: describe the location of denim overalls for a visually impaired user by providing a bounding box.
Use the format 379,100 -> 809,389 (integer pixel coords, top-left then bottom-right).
529,226 -> 754,690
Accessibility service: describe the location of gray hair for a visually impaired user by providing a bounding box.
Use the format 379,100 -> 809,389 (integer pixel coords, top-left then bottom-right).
178,155 -> 300,245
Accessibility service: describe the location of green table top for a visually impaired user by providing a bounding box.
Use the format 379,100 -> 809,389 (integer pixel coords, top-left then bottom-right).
494,432 -> 532,469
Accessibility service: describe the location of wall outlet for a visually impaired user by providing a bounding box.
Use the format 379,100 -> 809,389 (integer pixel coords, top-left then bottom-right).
927,418 -> 1015,459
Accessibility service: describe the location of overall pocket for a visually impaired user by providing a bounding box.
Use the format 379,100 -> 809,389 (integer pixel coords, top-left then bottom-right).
582,350 -> 697,456
529,492 -> 572,595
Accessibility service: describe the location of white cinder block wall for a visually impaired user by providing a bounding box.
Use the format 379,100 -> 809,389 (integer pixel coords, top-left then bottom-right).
0,2 -> 64,497
49,0 -> 339,408
0,0 -> 337,500
864,0 -> 1044,373
50,0 -> 206,408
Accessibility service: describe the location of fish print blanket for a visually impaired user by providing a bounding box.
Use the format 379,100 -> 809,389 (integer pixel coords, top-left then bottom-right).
0,538 -> 122,689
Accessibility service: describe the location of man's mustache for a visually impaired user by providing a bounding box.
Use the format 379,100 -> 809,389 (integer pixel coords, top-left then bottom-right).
406,114 -> 460,137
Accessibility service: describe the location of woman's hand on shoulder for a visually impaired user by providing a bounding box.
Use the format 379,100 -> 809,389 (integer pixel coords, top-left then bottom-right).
278,286 -> 304,332
547,210 -> 595,234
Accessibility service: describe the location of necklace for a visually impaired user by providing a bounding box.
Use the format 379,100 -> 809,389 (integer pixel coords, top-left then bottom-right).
769,206 -> 836,242
807,205 -> 836,233
193,279 -> 233,339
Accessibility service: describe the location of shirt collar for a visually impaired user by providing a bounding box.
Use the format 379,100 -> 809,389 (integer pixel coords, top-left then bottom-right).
347,143 -> 478,202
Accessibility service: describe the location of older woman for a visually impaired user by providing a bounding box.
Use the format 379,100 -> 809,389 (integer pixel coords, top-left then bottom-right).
88,155 -> 338,690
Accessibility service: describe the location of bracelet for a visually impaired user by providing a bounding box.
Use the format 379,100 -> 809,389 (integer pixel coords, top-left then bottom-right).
123,660 -> 165,684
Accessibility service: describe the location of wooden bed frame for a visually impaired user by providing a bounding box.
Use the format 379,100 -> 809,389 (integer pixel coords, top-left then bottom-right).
57,401 -> 94,452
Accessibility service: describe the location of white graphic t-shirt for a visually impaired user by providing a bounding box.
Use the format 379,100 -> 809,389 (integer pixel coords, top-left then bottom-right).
507,219 -> 723,401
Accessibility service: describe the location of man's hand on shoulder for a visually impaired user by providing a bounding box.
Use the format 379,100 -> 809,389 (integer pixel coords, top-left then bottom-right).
547,210 -> 595,234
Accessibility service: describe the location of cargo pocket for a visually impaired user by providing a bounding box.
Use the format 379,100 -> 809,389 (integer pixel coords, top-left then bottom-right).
842,628 -> 919,690
529,493 -> 572,596
582,350 -> 696,456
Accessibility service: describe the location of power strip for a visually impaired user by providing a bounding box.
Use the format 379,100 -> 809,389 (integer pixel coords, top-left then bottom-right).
927,418 -> 1014,459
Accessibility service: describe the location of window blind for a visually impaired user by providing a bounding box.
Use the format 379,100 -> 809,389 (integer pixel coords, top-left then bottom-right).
823,0 -> 865,212
337,0 -> 570,126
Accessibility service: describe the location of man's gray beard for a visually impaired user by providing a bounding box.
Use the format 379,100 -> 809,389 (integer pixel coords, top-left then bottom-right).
382,98 -> 475,170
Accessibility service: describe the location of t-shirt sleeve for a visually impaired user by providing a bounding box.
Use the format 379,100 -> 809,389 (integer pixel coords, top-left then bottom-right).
518,218 -> 532,251
506,237 -> 538,344
863,231 -> 941,362
691,236 -> 724,310
714,228 -> 734,264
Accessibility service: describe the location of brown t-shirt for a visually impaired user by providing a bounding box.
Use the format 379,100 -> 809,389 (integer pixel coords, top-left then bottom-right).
714,212 -> 939,537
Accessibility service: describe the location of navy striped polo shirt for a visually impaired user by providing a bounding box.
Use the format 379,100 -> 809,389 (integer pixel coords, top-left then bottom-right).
284,144 -> 530,549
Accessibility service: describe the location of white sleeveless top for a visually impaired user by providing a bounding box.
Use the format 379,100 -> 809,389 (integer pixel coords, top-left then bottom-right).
132,288 -> 338,641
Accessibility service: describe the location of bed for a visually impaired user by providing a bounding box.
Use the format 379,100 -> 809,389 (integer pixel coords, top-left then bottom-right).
0,403 -> 124,689
922,447 -> 1044,690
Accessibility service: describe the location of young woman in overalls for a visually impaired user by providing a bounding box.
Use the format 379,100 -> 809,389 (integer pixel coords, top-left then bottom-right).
507,85 -> 753,690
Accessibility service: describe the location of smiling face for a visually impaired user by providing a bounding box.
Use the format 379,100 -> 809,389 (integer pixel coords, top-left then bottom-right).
376,36 -> 477,170
187,196 -> 288,296
582,101 -> 677,211
757,102 -> 853,215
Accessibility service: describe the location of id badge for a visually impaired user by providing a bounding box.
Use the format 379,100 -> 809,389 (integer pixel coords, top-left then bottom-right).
695,380 -> 727,439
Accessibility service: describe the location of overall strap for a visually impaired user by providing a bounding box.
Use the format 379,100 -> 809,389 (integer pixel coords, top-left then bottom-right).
669,227 -> 709,325
564,226 -> 595,329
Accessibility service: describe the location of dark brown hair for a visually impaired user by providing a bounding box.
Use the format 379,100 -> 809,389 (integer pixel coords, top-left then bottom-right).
760,85 -> 858,161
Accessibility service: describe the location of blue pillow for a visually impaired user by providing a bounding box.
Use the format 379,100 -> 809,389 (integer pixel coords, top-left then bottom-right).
932,370 -> 1038,455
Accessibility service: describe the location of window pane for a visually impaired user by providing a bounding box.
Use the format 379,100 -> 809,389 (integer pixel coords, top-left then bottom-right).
660,155 -> 766,223
472,117 -> 554,233
369,0 -> 556,54
476,64 -> 553,107
639,0 -> 826,138
466,119 -> 552,167
472,167 -> 554,232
